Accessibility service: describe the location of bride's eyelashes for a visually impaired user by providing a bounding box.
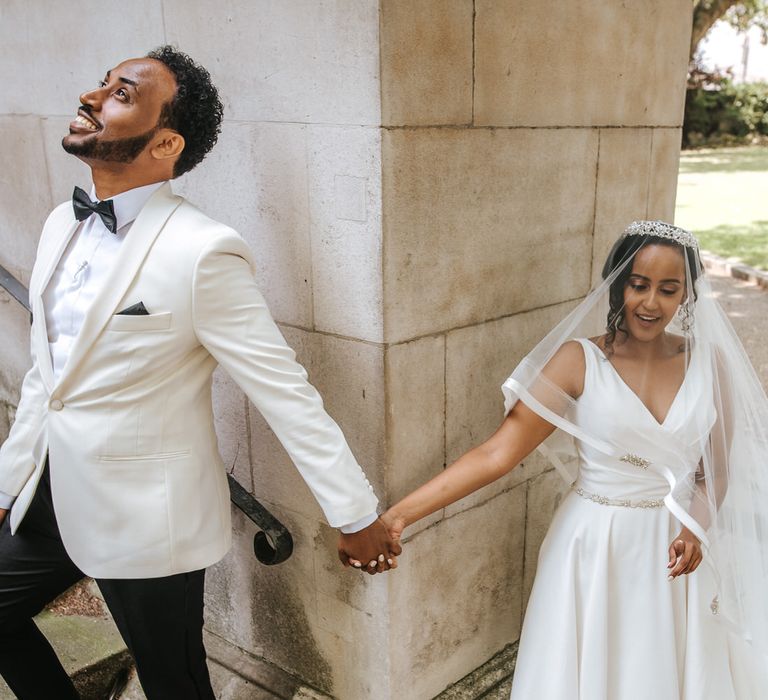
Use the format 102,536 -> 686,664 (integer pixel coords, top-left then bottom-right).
628,283 -> 680,296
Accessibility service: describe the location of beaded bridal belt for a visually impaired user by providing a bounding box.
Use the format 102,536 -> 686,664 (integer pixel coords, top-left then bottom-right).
572,486 -> 665,509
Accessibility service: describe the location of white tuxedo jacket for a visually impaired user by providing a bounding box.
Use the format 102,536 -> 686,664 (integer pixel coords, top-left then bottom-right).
0,183 -> 378,578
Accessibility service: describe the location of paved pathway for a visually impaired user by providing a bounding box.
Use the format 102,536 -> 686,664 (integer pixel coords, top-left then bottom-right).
708,267 -> 768,389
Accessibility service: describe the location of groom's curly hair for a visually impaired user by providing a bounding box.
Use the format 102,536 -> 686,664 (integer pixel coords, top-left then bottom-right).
601,234 -> 702,352
146,45 -> 223,178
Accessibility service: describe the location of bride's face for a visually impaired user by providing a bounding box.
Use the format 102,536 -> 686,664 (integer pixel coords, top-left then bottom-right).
622,244 -> 687,341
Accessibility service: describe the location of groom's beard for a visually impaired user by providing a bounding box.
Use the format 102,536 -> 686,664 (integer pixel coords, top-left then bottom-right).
62,126 -> 158,163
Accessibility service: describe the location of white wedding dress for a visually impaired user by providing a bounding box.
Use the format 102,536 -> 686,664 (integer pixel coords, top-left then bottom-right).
509,339 -> 768,699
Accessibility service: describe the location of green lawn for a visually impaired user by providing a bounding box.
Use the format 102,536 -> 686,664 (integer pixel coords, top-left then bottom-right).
675,146 -> 768,271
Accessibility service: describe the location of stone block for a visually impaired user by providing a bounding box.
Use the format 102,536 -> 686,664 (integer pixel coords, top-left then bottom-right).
313,620 -> 389,700
382,128 -> 597,343
40,117 -> 92,205
385,335 -> 445,505
208,500 -> 390,699
388,485 -> 526,700
0,116 -> 52,275
248,412 -> 325,526
176,121 -> 313,327
207,629 -> 335,699
0,296 -> 32,403
380,0 -> 473,126
312,514 -> 389,617
592,128 -> 653,283
647,128 -> 683,222
474,0 -> 692,127
444,301 -> 581,463
442,301 -> 578,518
248,327 -> 385,520
306,125 -> 383,342
522,468 -> 570,609
163,0 -> 380,125
311,557 -> 390,700
206,506 -> 335,695
213,368 -> 253,491
0,405 -> 10,445
0,0 -> 164,116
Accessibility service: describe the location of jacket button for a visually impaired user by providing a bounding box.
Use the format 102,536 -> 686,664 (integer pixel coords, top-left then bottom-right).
50,399 -> 64,411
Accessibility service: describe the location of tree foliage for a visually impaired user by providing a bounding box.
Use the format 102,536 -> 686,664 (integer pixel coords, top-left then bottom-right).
691,0 -> 768,60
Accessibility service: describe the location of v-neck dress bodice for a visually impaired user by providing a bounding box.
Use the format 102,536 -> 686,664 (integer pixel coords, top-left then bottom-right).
571,338 -> 707,505
509,339 -> 767,700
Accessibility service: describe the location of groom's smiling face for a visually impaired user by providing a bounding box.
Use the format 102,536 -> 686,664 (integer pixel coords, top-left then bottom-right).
62,57 -> 177,164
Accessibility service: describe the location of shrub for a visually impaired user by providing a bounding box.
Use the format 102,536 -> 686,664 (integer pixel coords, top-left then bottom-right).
683,76 -> 768,147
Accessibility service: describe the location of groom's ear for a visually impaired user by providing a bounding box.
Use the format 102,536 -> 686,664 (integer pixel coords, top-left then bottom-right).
150,130 -> 185,162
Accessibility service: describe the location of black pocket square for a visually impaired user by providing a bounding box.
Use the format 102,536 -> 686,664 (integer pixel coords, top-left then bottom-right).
117,302 -> 149,316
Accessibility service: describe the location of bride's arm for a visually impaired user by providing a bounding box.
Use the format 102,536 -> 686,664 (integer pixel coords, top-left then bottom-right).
383,403 -> 557,532
382,341 -> 585,536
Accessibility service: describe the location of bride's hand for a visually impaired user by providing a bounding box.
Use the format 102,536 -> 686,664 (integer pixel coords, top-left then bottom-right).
380,509 -> 406,546
667,527 -> 702,579
348,510 -> 405,570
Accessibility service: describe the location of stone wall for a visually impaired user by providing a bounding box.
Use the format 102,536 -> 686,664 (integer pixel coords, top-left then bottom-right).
379,1 -> 691,697
0,1 -> 692,698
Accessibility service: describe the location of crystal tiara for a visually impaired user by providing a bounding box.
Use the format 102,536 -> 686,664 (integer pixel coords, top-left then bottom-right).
623,220 -> 699,249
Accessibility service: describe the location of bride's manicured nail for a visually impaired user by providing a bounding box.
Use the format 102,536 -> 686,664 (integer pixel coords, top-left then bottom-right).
369,560 -> 377,568
387,559 -> 393,566
667,575 -> 674,581
353,561 -> 362,568
378,554 -> 385,563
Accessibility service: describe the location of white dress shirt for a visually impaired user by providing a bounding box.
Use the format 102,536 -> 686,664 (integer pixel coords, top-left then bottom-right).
1,182 -> 375,533
43,182 -> 165,381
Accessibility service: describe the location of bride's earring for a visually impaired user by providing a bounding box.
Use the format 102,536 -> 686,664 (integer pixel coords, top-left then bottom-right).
678,301 -> 694,333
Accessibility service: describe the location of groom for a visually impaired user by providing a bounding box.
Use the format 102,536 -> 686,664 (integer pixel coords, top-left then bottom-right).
0,46 -> 399,699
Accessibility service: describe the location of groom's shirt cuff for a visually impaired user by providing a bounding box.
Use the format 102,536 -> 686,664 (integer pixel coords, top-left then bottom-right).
0,491 -> 15,509
339,512 -> 378,534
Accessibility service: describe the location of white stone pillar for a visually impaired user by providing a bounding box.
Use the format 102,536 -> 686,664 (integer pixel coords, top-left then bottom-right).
378,2 -> 691,697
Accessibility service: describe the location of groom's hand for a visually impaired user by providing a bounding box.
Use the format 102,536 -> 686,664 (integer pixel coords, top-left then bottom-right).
0,508 -> 7,526
337,518 -> 402,575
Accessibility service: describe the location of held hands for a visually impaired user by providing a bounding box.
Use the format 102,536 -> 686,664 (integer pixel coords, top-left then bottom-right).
337,517 -> 402,575
667,527 -> 702,580
379,510 -> 406,546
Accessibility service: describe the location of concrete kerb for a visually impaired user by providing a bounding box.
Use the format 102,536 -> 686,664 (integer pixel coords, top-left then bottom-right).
701,251 -> 768,290
433,643 -> 518,699
0,610 -> 132,700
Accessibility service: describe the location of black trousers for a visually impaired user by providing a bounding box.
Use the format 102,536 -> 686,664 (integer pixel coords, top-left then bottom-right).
0,463 -> 215,700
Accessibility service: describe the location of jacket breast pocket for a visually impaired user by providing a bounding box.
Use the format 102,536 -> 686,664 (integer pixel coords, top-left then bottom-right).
105,312 -> 172,332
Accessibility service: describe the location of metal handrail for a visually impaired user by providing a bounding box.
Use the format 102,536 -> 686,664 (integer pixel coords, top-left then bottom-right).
0,265 -> 30,311
0,263 -> 293,565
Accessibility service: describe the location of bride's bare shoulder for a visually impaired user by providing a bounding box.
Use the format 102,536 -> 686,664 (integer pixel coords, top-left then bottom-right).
543,340 -> 587,398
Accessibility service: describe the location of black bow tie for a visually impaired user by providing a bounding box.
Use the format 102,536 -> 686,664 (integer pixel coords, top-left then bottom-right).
72,186 -> 118,234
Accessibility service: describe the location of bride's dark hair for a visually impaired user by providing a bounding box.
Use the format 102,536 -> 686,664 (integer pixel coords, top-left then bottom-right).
600,234 -> 702,350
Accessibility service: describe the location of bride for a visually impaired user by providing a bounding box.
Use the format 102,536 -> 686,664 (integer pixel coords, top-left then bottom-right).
379,222 -> 768,698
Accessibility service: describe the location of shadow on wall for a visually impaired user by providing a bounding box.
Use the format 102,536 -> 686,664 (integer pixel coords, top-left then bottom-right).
0,402 -> 13,443
206,510 -> 334,696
